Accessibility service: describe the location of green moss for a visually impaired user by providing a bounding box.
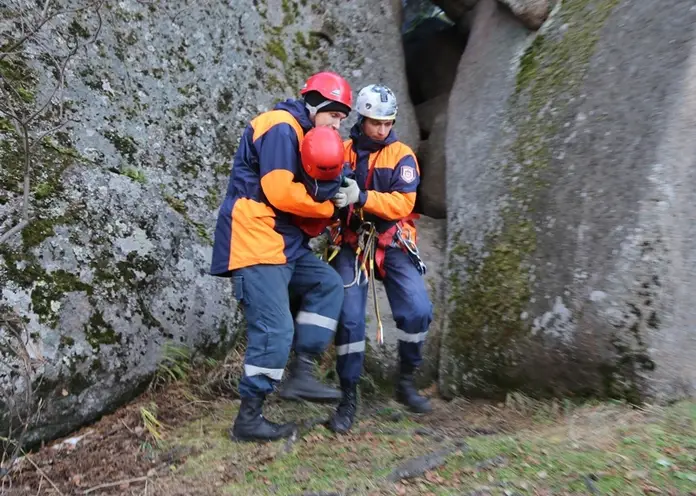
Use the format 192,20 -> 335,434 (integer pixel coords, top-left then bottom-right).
213,162 -> 230,176
0,52 -> 36,111
164,195 -> 212,246
204,187 -> 220,210
286,57 -> 313,88
21,218 -> 57,249
0,117 -> 14,133
89,250 -> 163,330
16,86 -> 34,103
516,34 -> 545,92
0,247 -> 43,289
445,221 -> 536,393
172,102 -> 197,119
177,84 -> 197,96
294,31 -> 307,47
266,39 -> 287,63
265,73 -> 285,92
281,0 -> 299,25
42,137 -> 91,164
216,88 -> 234,113
0,53 -> 34,85
445,0 -> 622,397
122,167 -> 146,184
30,269 -> 93,327
79,67 -> 103,90
85,309 -> 120,350
90,358 -> 103,372
165,195 -> 187,215
92,250 -> 161,291
103,130 -> 138,163
0,136 -> 81,253
68,19 -> 91,39
33,181 -> 56,200
177,161 -> 199,178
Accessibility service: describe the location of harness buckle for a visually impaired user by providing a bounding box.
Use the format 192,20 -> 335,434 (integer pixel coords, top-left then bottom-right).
394,224 -> 427,275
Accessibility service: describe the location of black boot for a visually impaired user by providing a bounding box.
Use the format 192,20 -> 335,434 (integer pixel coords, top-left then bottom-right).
327,384 -> 358,434
278,353 -> 342,403
230,396 -> 297,443
395,373 -> 432,413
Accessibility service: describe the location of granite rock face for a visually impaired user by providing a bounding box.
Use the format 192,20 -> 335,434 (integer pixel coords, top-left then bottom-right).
440,0 -> 696,402
0,0 -> 418,445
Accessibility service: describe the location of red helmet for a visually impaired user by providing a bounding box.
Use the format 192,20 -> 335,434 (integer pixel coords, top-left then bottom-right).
300,71 -> 353,111
301,127 -> 345,181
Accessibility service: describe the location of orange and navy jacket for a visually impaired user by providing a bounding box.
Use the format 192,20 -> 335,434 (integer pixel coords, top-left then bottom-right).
210,99 -> 336,275
293,162 -> 353,238
341,122 -> 420,240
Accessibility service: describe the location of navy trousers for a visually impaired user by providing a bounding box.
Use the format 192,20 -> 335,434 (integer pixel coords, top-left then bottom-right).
333,246 -> 433,388
232,252 -> 344,398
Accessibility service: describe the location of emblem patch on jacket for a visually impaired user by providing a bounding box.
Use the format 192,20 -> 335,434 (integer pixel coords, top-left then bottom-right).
400,165 -> 416,183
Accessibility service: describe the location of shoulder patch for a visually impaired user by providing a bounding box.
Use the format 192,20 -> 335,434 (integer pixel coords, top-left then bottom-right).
400,165 -> 416,184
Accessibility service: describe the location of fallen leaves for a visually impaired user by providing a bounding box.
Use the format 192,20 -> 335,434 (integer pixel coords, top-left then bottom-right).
423,470 -> 445,484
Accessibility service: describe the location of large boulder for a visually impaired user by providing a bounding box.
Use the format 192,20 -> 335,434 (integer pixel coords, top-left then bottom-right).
0,0 -> 418,446
416,110 -> 448,219
499,0 -> 550,29
431,0 -> 549,30
440,0 -> 696,402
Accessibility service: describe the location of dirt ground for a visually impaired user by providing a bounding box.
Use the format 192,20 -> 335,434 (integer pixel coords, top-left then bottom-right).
2,382 -> 695,496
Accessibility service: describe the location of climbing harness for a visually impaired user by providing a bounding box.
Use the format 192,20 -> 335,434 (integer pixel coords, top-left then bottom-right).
333,146 -> 428,347
325,223 -> 342,263
343,219 -> 385,346
343,220 -> 377,289
394,223 -> 427,276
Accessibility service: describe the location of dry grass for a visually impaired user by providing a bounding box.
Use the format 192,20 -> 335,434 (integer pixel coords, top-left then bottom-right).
3,343 -> 695,496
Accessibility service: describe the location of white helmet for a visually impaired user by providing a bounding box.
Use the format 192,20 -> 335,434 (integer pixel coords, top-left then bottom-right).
355,84 -> 398,121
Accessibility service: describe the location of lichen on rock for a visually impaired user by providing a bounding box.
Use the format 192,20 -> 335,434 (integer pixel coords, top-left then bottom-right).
1,0 -> 421,447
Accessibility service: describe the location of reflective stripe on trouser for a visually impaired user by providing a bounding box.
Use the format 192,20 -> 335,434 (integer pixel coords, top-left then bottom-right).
382,247 -> 433,374
289,252 -> 343,354
233,252 -> 343,398
332,247 -> 369,388
333,246 -> 433,387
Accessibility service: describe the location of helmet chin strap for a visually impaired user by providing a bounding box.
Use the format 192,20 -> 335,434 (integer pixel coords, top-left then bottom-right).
305,100 -> 331,119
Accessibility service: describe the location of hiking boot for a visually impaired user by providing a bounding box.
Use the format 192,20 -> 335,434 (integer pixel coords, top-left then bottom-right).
230,396 -> 296,443
278,353 -> 342,403
395,374 -> 432,413
327,384 -> 358,434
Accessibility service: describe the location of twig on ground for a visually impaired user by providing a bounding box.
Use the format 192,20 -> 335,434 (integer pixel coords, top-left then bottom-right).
24,455 -> 64,496
81,476 -> 149,494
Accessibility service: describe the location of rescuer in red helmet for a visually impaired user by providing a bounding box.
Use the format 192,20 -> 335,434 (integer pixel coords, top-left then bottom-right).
210,72 -> 353,443
289,126 -> 353,238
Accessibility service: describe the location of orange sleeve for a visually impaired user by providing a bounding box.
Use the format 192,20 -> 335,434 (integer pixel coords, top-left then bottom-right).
363,191 -> 416,221
254,119 -> 334,219
261,170 -> 335,218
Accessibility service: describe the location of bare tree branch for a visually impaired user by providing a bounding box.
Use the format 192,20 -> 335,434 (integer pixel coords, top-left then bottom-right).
0,305 -> 44,478
0,1 -> 106,477
0,220 -> 29,246
0,0 -> 106,62
0,0 -> 54,62
0,0 -> 105,245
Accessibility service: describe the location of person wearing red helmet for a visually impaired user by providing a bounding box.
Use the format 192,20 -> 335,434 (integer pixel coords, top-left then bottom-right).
289,126 -> 353,239
210,71 -> 352,443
